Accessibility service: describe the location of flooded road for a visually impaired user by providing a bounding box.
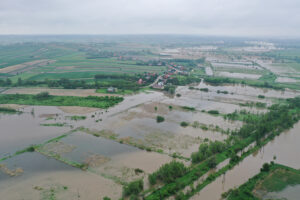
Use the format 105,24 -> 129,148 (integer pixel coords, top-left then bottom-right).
191,122 -> 300,200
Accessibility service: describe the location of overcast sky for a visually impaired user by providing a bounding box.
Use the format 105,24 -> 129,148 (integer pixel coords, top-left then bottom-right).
0,0 -> 299,37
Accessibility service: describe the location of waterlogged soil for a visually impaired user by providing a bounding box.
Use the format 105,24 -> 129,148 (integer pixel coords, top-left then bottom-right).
191,122 -> 300,200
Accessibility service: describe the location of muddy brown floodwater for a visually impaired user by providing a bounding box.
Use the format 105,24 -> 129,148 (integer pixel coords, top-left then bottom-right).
191,122 -> 300,200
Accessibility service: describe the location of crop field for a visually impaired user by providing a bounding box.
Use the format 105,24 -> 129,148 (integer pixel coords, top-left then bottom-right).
0,43 -> 165,84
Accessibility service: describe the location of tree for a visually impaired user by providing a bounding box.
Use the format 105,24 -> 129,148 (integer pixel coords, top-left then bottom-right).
207,156 -> 217,169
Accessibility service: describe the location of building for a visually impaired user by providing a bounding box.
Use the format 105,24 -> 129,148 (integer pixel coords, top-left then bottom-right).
138,78 -> 143,85
107,87 -> 117,93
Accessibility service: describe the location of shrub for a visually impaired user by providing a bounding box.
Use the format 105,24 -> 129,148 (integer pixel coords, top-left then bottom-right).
180,121 -> 189,127
200,88 -> 209,92
208,110 -> 219,115
261,163 -> 270,172
181,106 -> 195,111
156,115 -> 165,123
123,179 -> 144,197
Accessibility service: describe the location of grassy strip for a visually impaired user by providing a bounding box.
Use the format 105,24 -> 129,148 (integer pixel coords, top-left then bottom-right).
0,93 -> 123,109
66,115 -> 86,121
0,146 -> 36,162
203,75 -> 300,90
0,107 -> 21,114
40,123 -> 67,127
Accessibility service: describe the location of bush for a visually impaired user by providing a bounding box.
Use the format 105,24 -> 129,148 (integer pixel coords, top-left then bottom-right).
200,88 -> 209,92
208,110 -> 219,115
261,163 -> 270,172
148,173 -> 157,185
181,106 -> 195,111
180,121 -> 189,127
123,179 -> 144,197
156,115 -> 165,123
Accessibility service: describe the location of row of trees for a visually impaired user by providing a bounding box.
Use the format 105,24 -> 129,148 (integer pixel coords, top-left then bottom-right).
0,72 -> 158,90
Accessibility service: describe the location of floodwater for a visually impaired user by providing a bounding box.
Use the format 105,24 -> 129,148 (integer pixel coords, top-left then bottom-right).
216,71 -> 262,80
0,152 -> 74,182
191,122 -> 300,200
0,106 -> 70,158
55,131 -> 139,163
0,83 -> 299,199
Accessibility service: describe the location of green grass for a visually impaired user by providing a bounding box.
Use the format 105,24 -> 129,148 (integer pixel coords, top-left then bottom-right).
0,94 -> 123,108
66,116 -> 86,121
258,166 -> 300,192
40,123 -> 67,127
181,106 -> 196,111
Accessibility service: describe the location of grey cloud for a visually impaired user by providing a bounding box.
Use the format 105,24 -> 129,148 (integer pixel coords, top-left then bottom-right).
0,0 -> 299,37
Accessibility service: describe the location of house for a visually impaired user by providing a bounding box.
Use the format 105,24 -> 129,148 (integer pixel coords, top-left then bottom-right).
138,78 -> 143,85
107,87 -> 117,93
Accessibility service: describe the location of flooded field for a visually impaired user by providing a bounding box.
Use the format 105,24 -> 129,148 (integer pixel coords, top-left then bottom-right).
216,71 -> 262,80
0,82 -> 299,200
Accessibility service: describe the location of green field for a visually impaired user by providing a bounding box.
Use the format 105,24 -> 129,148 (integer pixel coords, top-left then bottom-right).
0,43 -> 165,83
